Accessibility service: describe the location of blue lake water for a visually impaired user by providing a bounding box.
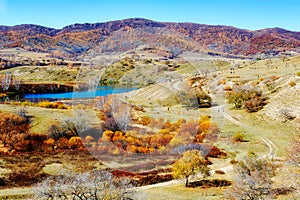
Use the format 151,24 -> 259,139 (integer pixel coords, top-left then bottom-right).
24,86 -> 136,100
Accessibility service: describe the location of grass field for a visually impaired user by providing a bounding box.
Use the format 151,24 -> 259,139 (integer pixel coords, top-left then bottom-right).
0,54 -> 299,199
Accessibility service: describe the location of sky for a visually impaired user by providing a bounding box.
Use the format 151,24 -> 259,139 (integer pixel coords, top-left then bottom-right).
0,0 -> 299,31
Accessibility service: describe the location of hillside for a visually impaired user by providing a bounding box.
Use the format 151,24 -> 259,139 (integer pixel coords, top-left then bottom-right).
1,18 -> 300,59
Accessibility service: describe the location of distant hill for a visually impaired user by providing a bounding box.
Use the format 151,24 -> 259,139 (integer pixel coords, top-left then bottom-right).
0,18 -> 300,59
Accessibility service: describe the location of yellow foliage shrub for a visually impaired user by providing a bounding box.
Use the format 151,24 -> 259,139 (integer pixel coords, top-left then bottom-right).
68,136 -> 83,149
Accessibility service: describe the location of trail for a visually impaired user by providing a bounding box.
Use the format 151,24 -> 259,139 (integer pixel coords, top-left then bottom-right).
219,108 -> 278,160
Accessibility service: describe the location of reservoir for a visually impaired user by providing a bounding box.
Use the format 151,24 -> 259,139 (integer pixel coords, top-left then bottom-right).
23,86 -> 136,100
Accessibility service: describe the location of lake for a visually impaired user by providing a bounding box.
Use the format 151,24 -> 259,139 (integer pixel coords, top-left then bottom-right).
23,86 -> 136,101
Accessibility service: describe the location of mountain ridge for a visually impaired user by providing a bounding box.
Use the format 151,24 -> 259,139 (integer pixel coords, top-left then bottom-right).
1,18 -> 299,59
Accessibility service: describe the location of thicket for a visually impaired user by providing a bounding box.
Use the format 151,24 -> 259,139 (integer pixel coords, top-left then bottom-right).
226,86 -> 267,112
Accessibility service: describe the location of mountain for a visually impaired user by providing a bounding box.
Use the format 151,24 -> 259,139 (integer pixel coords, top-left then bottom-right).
0,18 -> 300,59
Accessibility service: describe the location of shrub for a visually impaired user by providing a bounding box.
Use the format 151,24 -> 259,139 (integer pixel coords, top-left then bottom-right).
85,135 -> 94,143
230,160 -> 239,165
15,108 -> 32,124
269,76 -> 279,82
221,79 -> 226,85
177,89 -> 212,108
43,138 -> 55,151
226,153 -> 276,199
289,81 -> 296,87
68,136 -> 83,149
48,123 -> 66,140
227,87 -> 267,112
103,116 -> 119,131
244,97 -> 267,112
57,104 -> 68,109
233,132 -> 247,142
296,71 -> 300,77
102,130 -> 115,141
37,101 -> 53,108
199,121 -> 211,133
57,137 -> 69,149
177,120 -> 198,137
139,116 -> 151,126
0,111 -> 31,149
224,85 -> 232,91
21,101 -> 34,106
215,170 -> 226,175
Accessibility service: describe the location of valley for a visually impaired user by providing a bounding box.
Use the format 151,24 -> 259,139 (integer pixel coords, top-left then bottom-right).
0,18 -> 299,199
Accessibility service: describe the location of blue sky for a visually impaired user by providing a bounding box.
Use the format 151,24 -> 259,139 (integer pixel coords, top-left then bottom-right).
0,0 -> 299,31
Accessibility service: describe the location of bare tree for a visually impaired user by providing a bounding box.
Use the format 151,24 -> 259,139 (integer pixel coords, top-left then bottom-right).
13,78 -> 21,91
114,103 -> 132,132
111,96 -> 122,114
34,170 -> 139,200
88,77 -> 100,91
287,133 -> 300,194
61,111 -> 89,136
94,96 -> 107,111
226,153 -> 276,200
1,72 -> 12,91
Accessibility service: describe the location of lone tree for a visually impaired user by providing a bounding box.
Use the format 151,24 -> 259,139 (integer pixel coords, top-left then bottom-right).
172,150 -> 210,187
226,152 -> 276,200
178,89 -> 212,108
287,133 -> 300,192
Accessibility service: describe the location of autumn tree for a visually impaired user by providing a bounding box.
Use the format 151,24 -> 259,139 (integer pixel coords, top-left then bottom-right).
0,111 -> 31,149
177,88 -> 212,108
172,150 -> 210,187
227,86 -> 267,112
226,152 -> 276,200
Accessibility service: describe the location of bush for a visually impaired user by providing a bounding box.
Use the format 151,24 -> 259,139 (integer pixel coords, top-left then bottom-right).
21,101 -> 34,106
102,130 -> 115,141
139,116 -> 151,126
226,153 -> 276,199
48,123 -> 66,140
227,87 -> 267,112
57,137 -> 69,149
178,89 -> 212,108
43,138 -> 55,151
103,116 -> 119,131
224,85 -> 232,91
233,132 -> 247,142
296,71 -> 300,77
68,136 -> 83,149
37,101 -> 53,108
215,170 -> 226,175
289,81 -> 296,87
244,96 -> 267,112
0,111 -> 31,148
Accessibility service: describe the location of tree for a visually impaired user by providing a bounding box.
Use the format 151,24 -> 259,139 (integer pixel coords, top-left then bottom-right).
227,87 -> 267,112
287,133 -> 300,193
226,152 -> 276,200
34,170 -> 138,200
172,150 -> 210,187
114,103 -> 132,132
177,89 -> 212,108
0,111 -> 31,149
288,134 -> 300,167
61,111 -> 89,136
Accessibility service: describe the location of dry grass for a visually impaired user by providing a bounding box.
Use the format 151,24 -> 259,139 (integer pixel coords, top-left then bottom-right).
0,104 -> 73,134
